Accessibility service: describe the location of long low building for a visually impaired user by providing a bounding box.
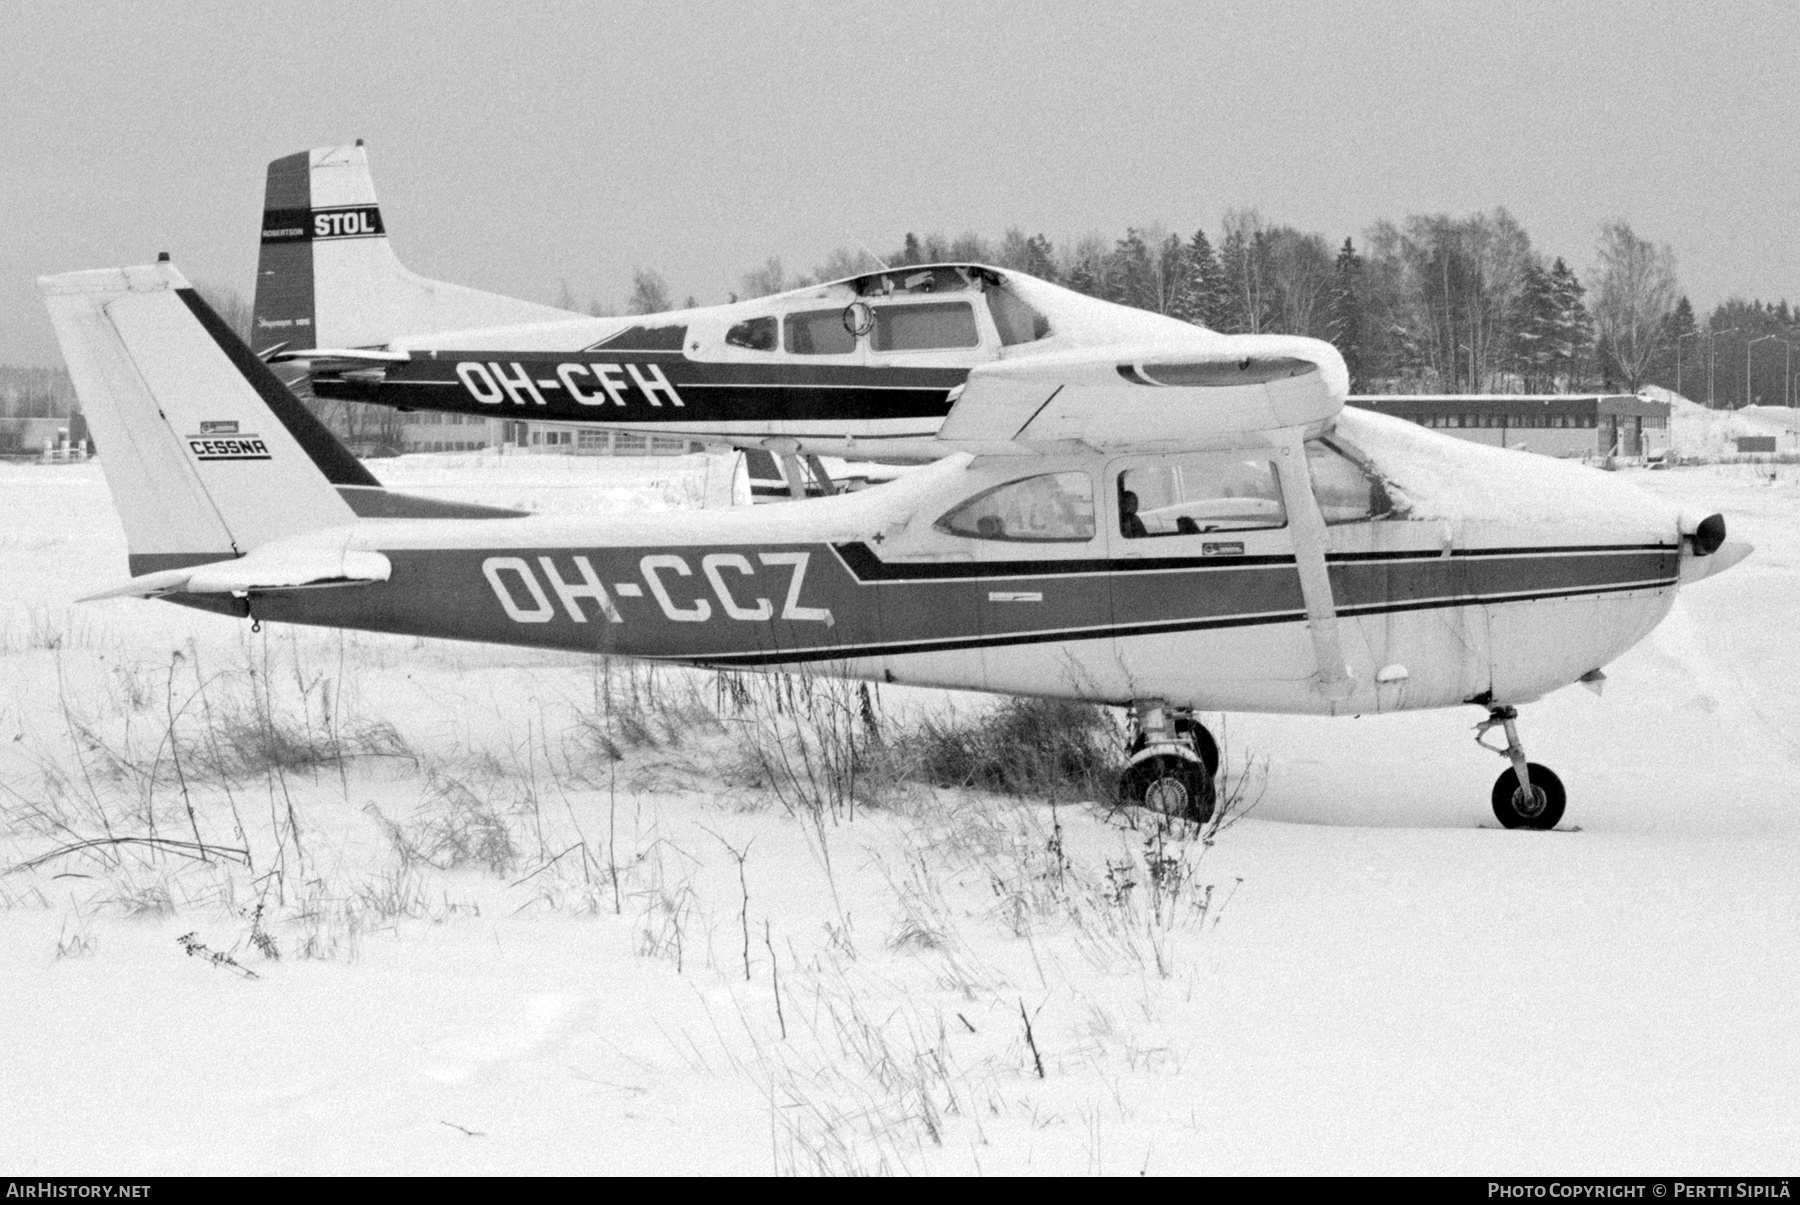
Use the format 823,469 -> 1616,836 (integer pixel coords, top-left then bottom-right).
1348,394 -> 1670,458
0,414 -> 88,455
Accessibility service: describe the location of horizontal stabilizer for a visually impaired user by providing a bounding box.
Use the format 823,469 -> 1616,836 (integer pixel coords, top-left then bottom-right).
81,546 -> 391,601
268,347 -> 411,365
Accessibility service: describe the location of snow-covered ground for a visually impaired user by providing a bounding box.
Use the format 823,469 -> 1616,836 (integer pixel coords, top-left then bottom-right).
2,453 -> 1796,1175
1648,385 -> 1800,459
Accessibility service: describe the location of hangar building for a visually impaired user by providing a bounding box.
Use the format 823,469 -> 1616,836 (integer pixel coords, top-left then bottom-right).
1348,394 -> 1670,459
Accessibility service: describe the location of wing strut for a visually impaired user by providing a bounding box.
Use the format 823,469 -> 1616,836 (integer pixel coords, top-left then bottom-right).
1274,437 -> 1354,702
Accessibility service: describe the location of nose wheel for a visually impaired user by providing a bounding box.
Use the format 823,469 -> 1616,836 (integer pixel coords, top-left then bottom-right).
1476,707 -> 1566,830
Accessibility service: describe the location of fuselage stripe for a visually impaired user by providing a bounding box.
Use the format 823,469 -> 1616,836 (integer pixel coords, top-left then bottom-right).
656,576 -> 1678,668
829,541 -> 1678,583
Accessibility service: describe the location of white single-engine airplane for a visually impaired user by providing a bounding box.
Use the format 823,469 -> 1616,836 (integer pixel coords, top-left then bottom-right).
250,144 -> 1261,475
46,262 -> 1750,828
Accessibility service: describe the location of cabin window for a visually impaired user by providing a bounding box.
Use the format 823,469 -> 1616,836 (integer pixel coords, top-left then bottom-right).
725,315 -> 777,351
1117,454 -> 1285,538
1305,439 -> 1391,524
783,308 -> 857,355
936,472 -> 1095,543
872,301 -> 980,352
591,324 -> 688,351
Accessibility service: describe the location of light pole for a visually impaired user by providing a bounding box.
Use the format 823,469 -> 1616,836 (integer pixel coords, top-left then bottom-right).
1748,335 -> 1791,408
1707,328 -> 1739,407
1676,329 -> 1706,400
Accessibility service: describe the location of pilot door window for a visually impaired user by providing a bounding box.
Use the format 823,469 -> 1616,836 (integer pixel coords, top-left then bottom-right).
1117,455 -> 1286,538
936,472 -> 1096,543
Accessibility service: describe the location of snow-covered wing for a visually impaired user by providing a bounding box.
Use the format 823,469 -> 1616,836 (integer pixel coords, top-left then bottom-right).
936,333 -> 1348,453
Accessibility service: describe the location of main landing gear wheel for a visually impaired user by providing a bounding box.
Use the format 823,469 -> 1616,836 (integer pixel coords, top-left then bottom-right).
1491,763 -> 1566,831
1120,755 -> 1215,824
1129,717 -> 1219,779
1475,705 -> 1566,830
1120,701 -> 1219,824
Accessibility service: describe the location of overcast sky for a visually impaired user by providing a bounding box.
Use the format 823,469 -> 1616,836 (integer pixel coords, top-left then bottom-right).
2,0 -> 1795,366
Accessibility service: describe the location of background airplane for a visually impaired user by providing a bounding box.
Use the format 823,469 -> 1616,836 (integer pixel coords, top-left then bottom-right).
249,144 -> 1315,471
49,261 -> 1748,830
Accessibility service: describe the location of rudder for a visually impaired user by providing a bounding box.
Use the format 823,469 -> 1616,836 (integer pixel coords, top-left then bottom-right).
44,263 -> 364,575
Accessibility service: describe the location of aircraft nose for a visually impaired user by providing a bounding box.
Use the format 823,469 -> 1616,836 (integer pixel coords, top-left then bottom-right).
1678,512 -> 1753,584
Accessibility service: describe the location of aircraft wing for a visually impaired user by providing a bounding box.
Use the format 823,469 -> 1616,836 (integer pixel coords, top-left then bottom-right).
81,546 -> 391,601
934,333 -> 1348,454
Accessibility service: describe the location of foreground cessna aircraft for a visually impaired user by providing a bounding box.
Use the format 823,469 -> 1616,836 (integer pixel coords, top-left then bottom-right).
251,144 -> 1238,468
47,262 -> 1750,828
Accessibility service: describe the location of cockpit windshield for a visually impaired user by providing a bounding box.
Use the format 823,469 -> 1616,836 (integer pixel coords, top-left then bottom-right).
1305,439 -> 1392,523
986,286 -> 1051,346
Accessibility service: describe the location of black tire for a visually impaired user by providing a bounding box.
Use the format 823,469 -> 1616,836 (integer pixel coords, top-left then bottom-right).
1491,763 -> 1566,830
1120,754 -> 1216,823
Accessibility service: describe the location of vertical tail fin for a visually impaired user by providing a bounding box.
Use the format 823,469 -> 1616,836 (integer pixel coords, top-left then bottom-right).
43,263 -> 365,575
250,143 -> 580,355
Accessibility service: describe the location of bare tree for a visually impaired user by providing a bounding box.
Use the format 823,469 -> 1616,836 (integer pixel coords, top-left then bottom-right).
627,269 -> 673,315
194,281 -> 253,342
1220,209 -> 1272,333
947,231 -> 993,264
1365,210 -> 1532,391
1057,232 -> 1112,298
1263,227 -> 1335,337
1591,222 -> 1680,392
738,257 -> 788,299
811,246 -> 880,282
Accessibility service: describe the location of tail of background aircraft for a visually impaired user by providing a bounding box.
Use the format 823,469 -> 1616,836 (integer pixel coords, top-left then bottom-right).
250,143 -> 580,355
44,263 -> 372,577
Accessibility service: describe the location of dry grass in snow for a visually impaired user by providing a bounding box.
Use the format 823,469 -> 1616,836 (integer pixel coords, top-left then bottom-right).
3,458 -> 1799,1174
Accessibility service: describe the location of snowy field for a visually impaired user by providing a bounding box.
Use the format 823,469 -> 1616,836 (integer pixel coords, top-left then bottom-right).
1,451 -> 1796,1175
